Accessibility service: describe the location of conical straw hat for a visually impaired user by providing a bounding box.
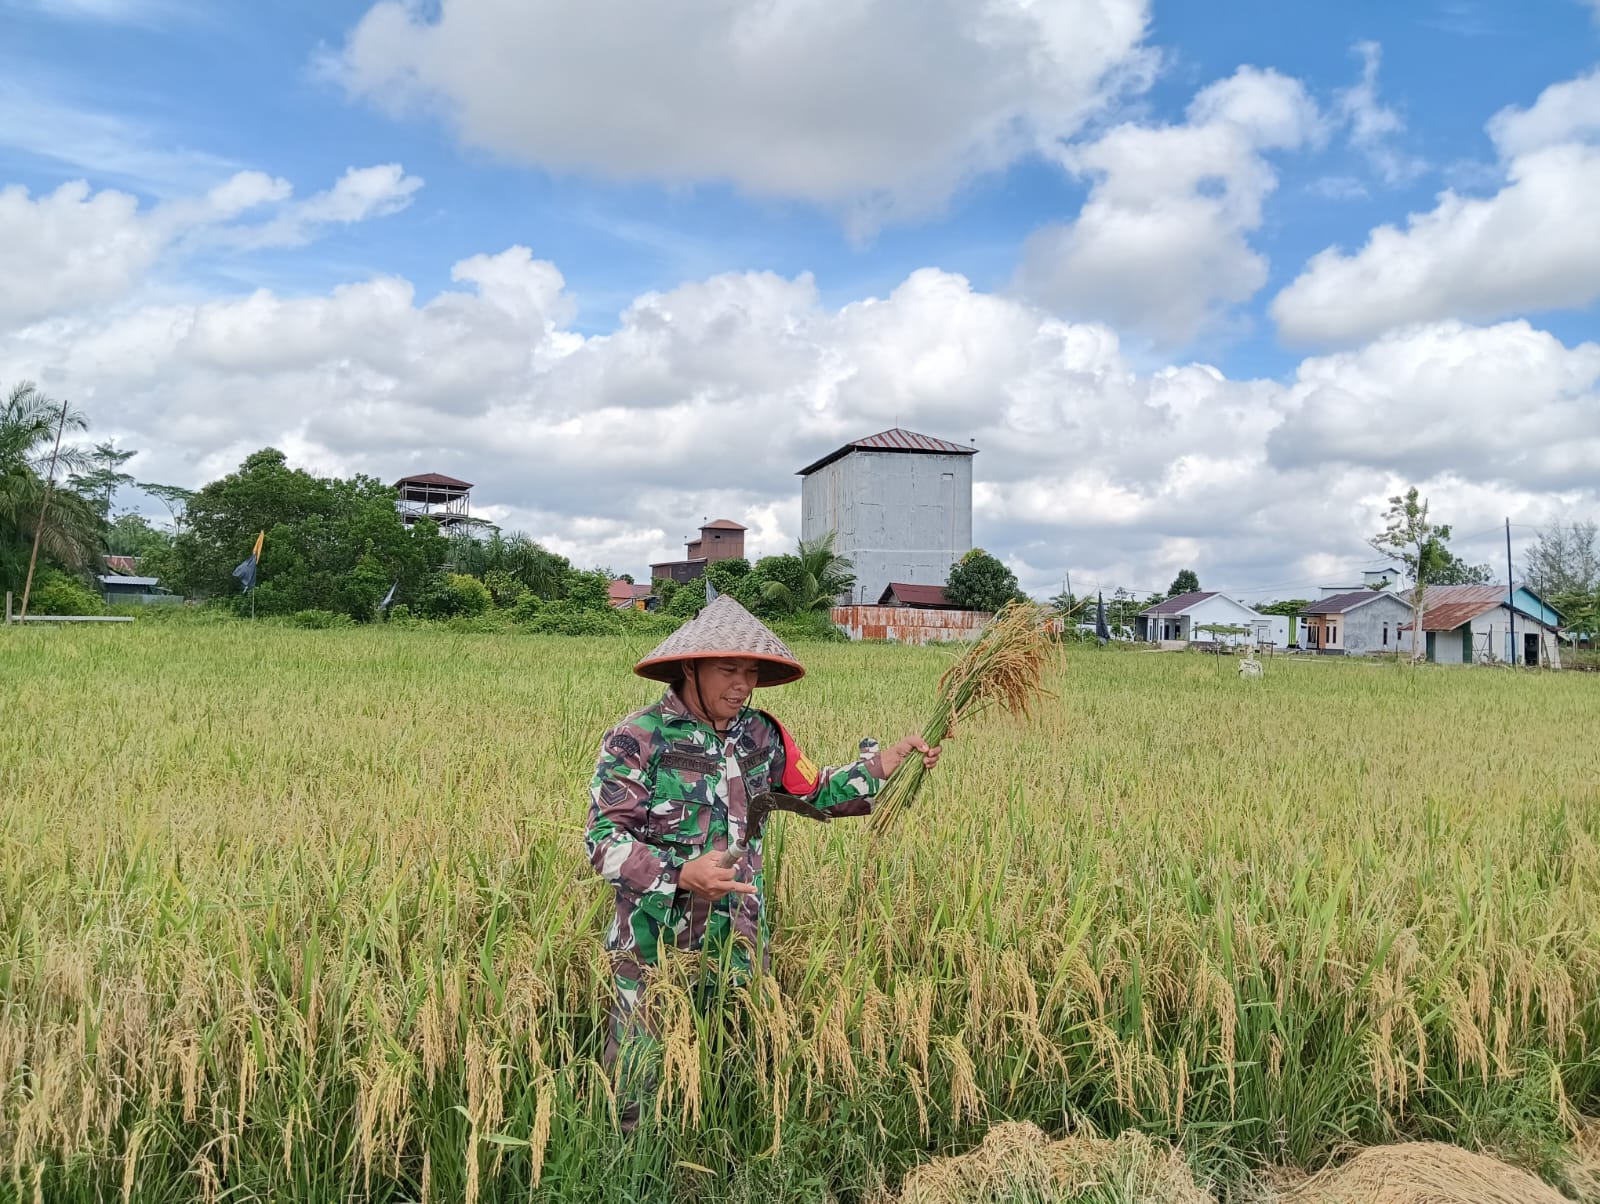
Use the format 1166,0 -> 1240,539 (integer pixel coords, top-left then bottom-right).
634,594 -> 805,686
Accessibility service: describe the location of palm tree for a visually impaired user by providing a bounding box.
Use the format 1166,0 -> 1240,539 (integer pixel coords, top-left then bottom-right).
763,531 -> 855,613
0,382 -> 101,591
504,532 -> 569,598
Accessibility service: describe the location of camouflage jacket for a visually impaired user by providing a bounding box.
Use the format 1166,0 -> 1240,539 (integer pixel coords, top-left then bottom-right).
586,687 -> 882,968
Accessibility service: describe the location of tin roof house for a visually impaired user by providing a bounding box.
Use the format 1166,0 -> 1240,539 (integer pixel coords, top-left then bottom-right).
1400,585 -> 1563,667
876,583 -> 962,610
1135,591 -> 1276,646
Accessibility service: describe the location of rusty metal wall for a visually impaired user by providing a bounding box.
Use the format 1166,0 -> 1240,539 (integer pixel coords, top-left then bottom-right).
830,605 -> 989,645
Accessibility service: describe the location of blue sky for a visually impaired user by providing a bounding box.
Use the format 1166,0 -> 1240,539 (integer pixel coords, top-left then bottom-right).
1,0 -> 1597,595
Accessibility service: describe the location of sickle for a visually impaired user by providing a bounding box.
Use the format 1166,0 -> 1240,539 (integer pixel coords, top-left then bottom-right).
717,791 -> 830,869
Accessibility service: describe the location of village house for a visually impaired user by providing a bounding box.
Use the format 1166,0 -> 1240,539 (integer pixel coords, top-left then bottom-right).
608,580 -> 655,610
1135,591 -> 1284,647
1400,584 -> 1564,666
96,574 -> 177,606
876,583 -> 961,609
1297,590 -> 1414,655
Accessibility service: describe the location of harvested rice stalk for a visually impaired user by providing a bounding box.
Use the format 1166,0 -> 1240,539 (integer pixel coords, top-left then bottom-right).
869,601 -> 1055,836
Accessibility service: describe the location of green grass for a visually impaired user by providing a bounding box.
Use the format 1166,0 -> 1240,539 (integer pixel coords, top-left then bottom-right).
1,621 -> 1597,1202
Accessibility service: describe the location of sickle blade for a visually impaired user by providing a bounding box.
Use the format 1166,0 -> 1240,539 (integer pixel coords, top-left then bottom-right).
745,791 -> 831,845
720,791 -> 830,868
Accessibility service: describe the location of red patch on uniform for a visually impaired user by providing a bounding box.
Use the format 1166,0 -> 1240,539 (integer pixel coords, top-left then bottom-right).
759,710 -> 819,794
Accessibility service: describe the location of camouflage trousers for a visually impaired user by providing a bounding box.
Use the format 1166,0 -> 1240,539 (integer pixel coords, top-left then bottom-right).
602,925 -> 764,1133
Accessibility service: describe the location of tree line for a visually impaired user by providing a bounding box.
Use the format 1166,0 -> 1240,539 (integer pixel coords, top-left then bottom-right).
7,382 -> 1597,641
0,387 -> 868,631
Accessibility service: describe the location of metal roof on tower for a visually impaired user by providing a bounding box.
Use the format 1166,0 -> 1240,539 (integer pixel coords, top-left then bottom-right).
796,428 -> 978,476
394,472 -> 473,489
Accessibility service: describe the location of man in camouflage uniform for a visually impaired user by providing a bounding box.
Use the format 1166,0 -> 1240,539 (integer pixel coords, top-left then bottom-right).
586,594 -> 940,1129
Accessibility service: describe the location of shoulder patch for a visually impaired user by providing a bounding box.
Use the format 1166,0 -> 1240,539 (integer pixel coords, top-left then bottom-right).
606,732 -> 642,760
758,709 -> 820,794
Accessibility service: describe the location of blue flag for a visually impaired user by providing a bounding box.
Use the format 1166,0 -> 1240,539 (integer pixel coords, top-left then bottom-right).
1095,591 -> 1111,645
232,530 -> 264,592
379,581 -> 398,612
705,577 -> 720,602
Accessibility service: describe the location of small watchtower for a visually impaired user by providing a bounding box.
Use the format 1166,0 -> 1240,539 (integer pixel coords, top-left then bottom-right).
394,473 -> 473,531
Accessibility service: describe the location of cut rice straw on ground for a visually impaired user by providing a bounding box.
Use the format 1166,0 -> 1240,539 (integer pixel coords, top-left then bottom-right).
886,1127 -> 1573,1204
1268,1142 -> 1569,1204
869,601 -> 1056,837
883,1121 -> 1212,1204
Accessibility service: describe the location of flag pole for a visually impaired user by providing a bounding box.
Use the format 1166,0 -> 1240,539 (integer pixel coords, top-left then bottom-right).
19,397 -> 71,620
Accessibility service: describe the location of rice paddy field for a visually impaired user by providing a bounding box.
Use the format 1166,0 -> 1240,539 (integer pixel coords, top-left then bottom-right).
3,619 -> 1599,1203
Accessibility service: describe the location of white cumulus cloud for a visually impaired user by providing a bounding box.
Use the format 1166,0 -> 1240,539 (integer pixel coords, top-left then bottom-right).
6,241 -> 1594,600
1016,66 -> 1322,346
1272,68 -> 1600,345
0,164 -> 423,324
1268,319 -> 1600,491
331,0 -> 1155,229
0,180 -> 169,325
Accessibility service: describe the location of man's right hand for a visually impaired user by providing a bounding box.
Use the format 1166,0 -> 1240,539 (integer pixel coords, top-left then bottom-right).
679,852 -> 758,902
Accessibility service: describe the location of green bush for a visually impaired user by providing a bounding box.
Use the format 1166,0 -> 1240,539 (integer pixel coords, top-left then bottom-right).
290,609 -> 353,629
704,558 -> 750,593
384,603 -> 428,630
522,602 -> 625,636
23,572 -> 104,617
617,609 -> 685,637
482,569 -> 529,609
419,572 -> 492,619
771,611 -> 848,643
507,593 -> 543,623
667,579 -> 707,617
652,577 -> 680,610
562,569 -> 614,611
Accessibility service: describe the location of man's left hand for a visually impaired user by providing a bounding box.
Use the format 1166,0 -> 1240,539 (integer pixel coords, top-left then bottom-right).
875,734 -> 941,779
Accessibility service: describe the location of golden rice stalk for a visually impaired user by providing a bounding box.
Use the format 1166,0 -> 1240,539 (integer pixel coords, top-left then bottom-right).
868,600 -> 1056,836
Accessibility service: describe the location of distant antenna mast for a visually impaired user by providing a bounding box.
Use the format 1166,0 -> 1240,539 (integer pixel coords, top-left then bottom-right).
1506,517 -> 1517,666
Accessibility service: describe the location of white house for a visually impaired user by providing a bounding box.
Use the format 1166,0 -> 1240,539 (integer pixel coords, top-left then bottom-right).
1135,591 -> 1283,647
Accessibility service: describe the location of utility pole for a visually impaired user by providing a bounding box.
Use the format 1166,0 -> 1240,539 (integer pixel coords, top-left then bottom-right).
1506,517 -> 1517,667
19,397 -> 70,620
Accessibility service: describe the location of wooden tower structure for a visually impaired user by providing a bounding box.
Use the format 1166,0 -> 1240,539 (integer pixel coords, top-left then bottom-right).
394,473 -> 473,531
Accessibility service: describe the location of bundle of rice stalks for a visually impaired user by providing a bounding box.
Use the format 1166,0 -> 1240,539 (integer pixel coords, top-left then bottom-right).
1272,1142 -> 1567,1204
869,601 -> 1056,837
886,1120 -> 1212,1204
